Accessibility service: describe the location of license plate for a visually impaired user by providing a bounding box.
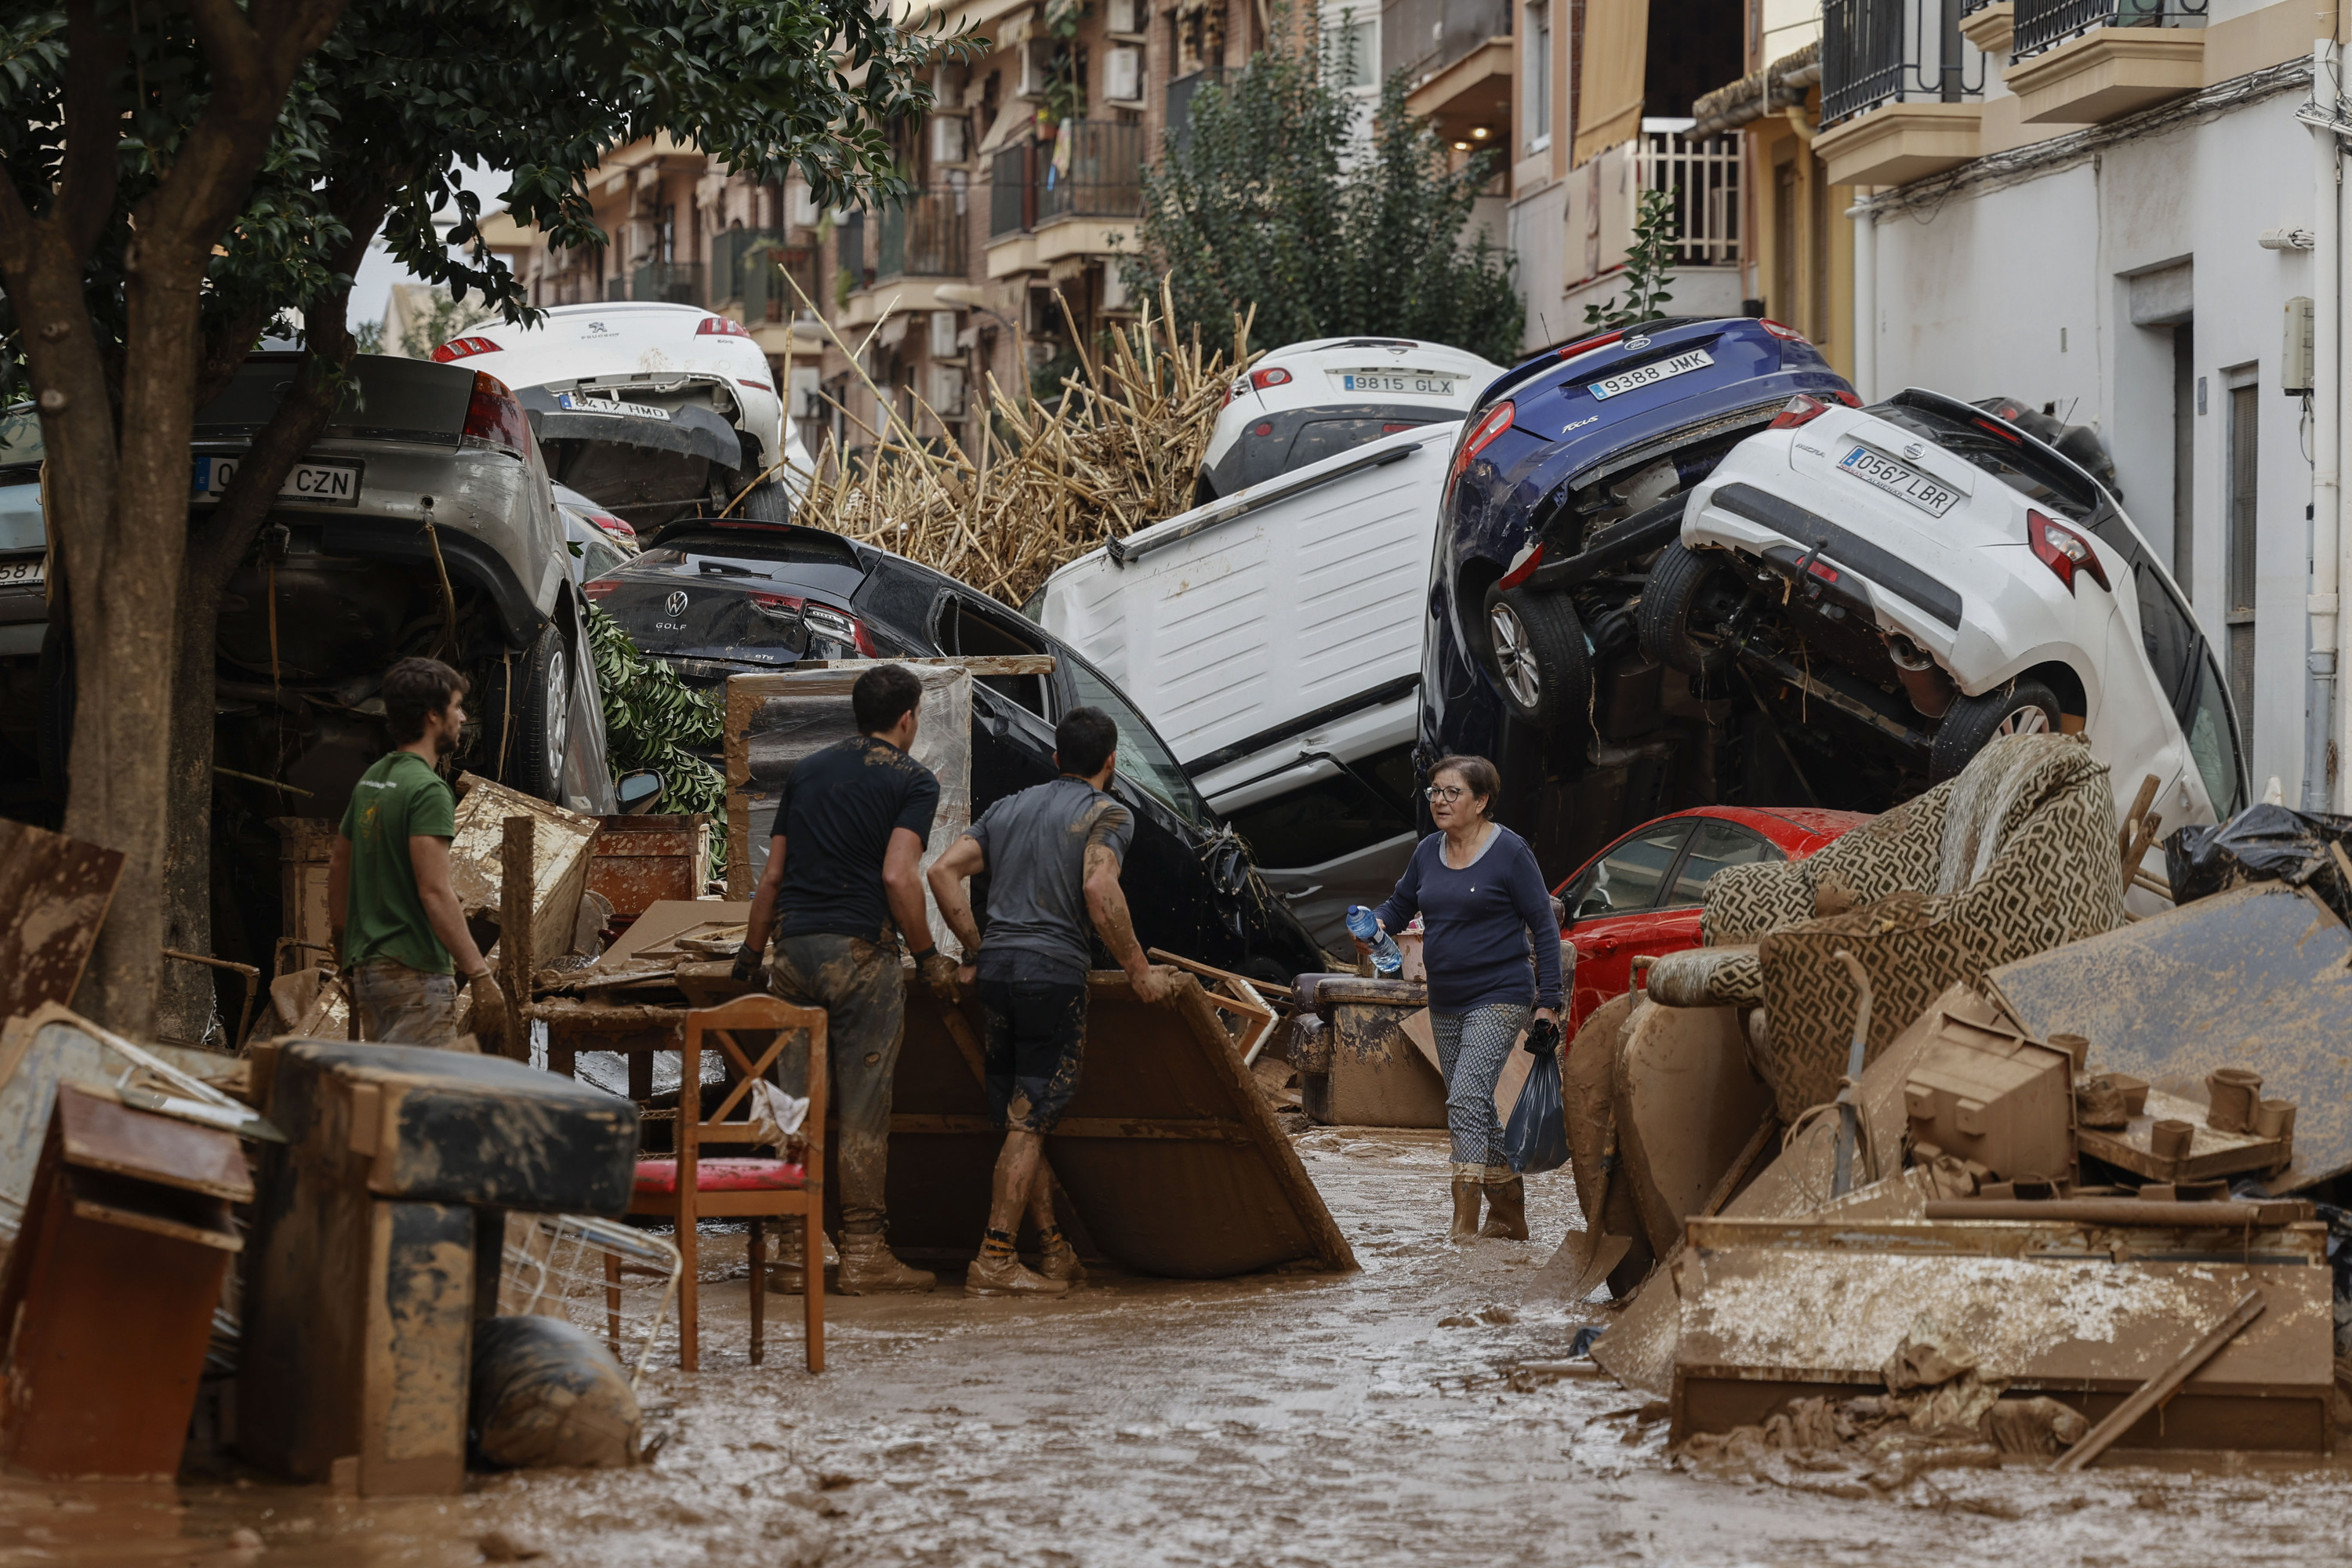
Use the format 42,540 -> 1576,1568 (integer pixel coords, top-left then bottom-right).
0,558 -> 42,590
1588,348 -> 1714,400
1334,370 -> 1457,397
1838,445 -> 1961,517
558,392 -> 672,421
191,456 -> 363,507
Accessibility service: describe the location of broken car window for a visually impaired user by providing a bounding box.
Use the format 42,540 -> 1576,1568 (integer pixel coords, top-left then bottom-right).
1871,405 -> 2098,522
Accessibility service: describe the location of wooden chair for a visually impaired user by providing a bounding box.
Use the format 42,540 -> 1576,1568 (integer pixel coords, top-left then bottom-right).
625,994 -> 826,1373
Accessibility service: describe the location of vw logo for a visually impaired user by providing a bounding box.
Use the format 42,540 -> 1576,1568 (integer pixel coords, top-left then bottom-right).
665,590 -> 689,616
1902,441 -> 1925,460
1621,334 -> 1651,350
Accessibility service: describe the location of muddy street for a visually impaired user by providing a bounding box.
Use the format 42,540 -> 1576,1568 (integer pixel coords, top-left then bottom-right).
0,1127 -> 2343,1566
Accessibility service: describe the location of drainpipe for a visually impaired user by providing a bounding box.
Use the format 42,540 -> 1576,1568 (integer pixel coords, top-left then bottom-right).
1850,191 -> 1878,403
2316,41 -> 2346,811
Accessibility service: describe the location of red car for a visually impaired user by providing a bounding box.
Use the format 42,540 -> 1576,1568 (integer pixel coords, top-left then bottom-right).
1554,806 -> 1871,1032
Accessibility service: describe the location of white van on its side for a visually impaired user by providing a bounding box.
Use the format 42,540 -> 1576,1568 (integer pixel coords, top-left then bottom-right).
1034,419 -> 1457,951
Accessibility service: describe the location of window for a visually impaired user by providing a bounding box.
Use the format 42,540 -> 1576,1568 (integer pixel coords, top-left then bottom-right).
1064,659 -> 1208,825
1323,3 -> 1377,92
1667,820 -> 1782,907
2183,652 -> 2246,817
2225,377 -> 2258,752
938,594 -> 1049,716
1526,1 -> 1552,148
1871,403 -> 2102,521
1563,819 -> 1693,920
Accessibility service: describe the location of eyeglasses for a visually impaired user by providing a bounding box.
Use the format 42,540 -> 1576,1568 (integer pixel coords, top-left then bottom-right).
1425,785 -> 1468,802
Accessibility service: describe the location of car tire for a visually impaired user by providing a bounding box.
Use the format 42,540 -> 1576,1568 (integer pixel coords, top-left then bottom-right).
492,622 -> 572,802
1928,679 -> 2063,782
1482,582 -> 1590,726
738,477 -> 793,523
1637,543 -> 1741,676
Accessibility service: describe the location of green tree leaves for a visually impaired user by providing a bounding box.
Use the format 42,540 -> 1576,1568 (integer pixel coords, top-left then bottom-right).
1581,187 -> 1680,328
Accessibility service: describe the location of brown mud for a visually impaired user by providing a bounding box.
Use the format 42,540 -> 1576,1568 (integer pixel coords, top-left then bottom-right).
9,1127 -> 2352,1564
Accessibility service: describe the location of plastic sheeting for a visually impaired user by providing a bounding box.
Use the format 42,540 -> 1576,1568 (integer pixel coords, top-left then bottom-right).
2164,803 -> 2352,921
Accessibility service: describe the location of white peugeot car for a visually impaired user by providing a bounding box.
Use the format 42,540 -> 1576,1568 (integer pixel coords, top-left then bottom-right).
433,301 -> 812,532
1200,336 -> 1504,503
1640,387 -> 2245,828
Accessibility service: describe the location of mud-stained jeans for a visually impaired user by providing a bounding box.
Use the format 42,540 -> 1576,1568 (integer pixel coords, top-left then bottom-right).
351,959 -> 462,1044
767,933 -> 905,1236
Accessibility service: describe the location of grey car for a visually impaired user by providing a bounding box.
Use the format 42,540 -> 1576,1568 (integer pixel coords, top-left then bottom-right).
5,354 -> 615,819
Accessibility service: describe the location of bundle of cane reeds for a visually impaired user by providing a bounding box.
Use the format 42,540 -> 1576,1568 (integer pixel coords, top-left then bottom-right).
775,278 -> 1255,608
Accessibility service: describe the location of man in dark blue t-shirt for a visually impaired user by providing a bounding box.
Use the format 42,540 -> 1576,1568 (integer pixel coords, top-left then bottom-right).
738,663 -> 955,1294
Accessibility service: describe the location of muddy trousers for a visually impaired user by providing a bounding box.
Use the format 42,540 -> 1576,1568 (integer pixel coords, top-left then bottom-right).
1432,1002 -> 1530,1175
350,959 -> 462,1044
768,933 -> 905,1236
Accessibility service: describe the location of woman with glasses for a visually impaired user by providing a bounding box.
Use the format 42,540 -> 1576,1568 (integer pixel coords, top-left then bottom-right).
1353,754 -> 1563,1240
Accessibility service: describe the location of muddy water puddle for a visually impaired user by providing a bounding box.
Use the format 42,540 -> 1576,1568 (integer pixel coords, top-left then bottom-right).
8,1127 -> 2352,1565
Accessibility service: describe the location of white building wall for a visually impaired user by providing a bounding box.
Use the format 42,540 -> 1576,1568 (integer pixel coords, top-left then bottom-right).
1868,87 -> 2317,799
1509,180 -> 1568,352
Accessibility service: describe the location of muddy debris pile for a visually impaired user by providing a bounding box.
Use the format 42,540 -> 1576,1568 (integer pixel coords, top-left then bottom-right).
1542,781 -> 2352,1473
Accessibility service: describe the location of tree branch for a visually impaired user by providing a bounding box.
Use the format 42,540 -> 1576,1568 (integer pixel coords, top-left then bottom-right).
55,0 -> 127,258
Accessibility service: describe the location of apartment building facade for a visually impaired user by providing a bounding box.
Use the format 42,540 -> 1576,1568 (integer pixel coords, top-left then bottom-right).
1810,0 -> 2332,804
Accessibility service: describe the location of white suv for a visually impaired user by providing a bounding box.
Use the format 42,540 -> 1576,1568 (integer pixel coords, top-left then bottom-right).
1199,336 -> 1503,502
1639,387 -> 2245,828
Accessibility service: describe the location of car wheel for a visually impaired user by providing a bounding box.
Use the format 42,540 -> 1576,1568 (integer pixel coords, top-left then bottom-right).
1482,582 -> 1591,725
497,623 -> 572,802
1927,679 -> 2063,782
1638,543 -> 1742,676
738,478 -> 793,522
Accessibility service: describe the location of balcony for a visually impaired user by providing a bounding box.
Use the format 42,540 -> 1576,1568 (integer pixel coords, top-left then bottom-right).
1038,122 -> 1144,223
1817,0 -> 1988,186
713,228 -> 818,322
630,260 -> 705,307
837,211 -> 869,292
1165,69 -> 1228,148
1645,129 -> 1741,267
877,188 -> 971,280
989,143 -> 1033,240
2003,0 -> 2206,123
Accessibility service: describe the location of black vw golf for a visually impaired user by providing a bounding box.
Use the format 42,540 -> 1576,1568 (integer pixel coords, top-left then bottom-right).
588,514 -> 1327,982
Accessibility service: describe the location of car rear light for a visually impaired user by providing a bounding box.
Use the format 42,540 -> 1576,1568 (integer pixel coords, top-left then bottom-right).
747,591 -> 805,620
1759,319 -> 1809,343
801,601 -> 878,655
1253,421 -> 1273,437
2028,510 -> 2111,594
738,377 -> 771,390
1768,394 -> 1834,430
1222,379 -> 1243,408
586,511 -> 636,542
1249,366 -> 1293,391
698,316 -> 751,338
1453,400 -> 1516,488
1498,541 -> 1546,590
584,579 -> 622,600
1973,416 -> 2023,445
432,336 -> 500,362
1555,330 -> 1626,361
462,372 -> 532,457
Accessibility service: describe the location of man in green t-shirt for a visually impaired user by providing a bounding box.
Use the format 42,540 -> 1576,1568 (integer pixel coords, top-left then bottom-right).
330,657 -> 502,1044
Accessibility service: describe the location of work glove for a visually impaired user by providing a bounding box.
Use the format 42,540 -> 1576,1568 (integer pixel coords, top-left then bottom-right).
731,942 -> 765,984
917,950 -> 962,1005
467,971 -> 510,1054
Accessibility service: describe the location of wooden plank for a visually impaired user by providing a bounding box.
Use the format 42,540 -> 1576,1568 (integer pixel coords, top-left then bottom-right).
0,820 -> 124,1020
1685,1215 -> 2328,1261
2054,1289 -> 2267,1471
890,1113 -> 1254,1142
499,816 -> 534,1059
56,1084 -> 252,1201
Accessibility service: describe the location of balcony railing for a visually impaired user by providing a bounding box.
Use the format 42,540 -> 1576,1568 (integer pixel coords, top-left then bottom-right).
837,211 -> 869,289
630,260 -> 705,307
1038,122 -> 1145,223
877,188 -> 971,278
1823,0 -> 1987,126
1384,0 -> 1511,87
714,228 -> 818,321
990,142 -> 1035,238
2012,0 -> 2206,59
1642,129 -> 1741,266
1166,69 -> 1228,148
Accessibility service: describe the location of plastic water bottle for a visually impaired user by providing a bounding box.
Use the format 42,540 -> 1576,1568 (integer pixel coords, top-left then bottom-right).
1346,906 -> 1403,977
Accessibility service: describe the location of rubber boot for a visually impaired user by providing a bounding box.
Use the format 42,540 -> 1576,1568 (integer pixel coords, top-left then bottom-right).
964,1248 -> 1071,1298
763,1220 -> 840,1294
1037,1225 -> 1087,1284
1479,1174 -> 1529,1241
1450,1176 -> 1486,1240
834,1229 -> 937,1294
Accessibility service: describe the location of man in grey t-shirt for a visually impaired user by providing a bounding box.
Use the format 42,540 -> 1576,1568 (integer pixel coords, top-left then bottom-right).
928,706 -> 1175,1298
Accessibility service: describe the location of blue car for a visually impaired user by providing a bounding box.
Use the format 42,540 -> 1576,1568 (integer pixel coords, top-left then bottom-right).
1419,316 -> 1856,869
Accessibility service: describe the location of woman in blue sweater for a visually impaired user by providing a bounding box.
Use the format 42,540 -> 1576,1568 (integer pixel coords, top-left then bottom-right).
1356,754 -> 1563,1240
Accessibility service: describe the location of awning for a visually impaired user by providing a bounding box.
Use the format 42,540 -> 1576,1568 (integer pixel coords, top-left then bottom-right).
1573,0 -> 1648,164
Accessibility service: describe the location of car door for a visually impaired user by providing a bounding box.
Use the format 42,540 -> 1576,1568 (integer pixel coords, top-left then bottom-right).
1559,817 -> 1696,1028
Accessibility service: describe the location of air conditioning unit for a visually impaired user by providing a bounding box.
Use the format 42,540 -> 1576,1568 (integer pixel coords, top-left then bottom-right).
928,309 -> 960,359
928,365 -> 968,418
1016,40 -> 1051,100
1106,0 -> 1145,36
787,183 -> 819,229
789,365 -> 822,420
1103,46 -> 1145,107
931,114 -> 969,165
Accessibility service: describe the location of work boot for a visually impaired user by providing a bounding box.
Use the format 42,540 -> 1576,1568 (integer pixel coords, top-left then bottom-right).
964,1248 -> 1071,1298
1479,1174 -> 1530,1241
1450,1175 -> 1485,1240
834,1229 -> 937,1294
1036,1225 -> 1087,1285
763,1221 -> 840,1294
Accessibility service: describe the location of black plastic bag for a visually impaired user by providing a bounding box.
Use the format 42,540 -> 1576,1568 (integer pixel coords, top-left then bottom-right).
470,1314 -> 640,1470
2164,803 -> 2352,920
1505,1043 -> 1569,1175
